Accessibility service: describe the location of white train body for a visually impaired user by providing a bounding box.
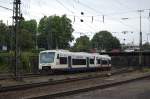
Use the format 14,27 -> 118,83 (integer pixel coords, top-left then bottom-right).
39,50 -> 111,71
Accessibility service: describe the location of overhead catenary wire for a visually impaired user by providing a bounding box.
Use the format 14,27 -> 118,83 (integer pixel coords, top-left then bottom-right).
55,0 -> 74,14
12,0 -> 149,40
21,0 -> 31,18
73,0 -> 103,15
0,0 -> 12,4
26,0 -> 150,26
37,0 -> 46,16
0,5 -> 13,11
66,7 -> 150,23
111,0 -> 133,11
117,20 -> 139,31
71,0 -> 149,17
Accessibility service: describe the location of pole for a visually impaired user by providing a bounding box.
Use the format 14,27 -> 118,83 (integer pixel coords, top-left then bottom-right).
35,32 -> 38,50
13,0 -> 22,79
149,10 -> 150,41
138,10 -> 144,67
147,33 -> 150,43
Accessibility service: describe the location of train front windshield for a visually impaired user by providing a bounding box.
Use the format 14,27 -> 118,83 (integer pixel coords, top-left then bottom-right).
40,52 -> 55,63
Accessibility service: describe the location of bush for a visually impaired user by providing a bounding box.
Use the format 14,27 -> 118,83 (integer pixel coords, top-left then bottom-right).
0,52 -> 12,73
20,52 -> 38,73
0,51 -> 39,73
31,48 -> 45,53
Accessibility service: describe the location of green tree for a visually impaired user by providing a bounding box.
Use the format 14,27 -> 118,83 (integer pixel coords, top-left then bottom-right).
0,20 -> 10,50
38,15 -> 74,49
19,19 -> 37,50
37,16 -> 48,49
91,31 -> 121,51
20,20 -> 37,35
73,35 -> 91,52
142,42 -> 150,51
18,29 -> 34,50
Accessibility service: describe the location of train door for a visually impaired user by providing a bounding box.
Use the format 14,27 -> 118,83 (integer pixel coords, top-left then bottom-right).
87,57 -> 89,68
68,56 -> 72,68
100,59 -> 102,67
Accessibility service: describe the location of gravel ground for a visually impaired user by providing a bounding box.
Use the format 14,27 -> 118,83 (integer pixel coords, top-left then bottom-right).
56,78 -> 150,99
0,71 -> 110,87
0,71 -> 149,99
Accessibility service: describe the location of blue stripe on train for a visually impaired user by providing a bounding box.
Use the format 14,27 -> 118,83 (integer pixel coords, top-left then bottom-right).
53,67 -> 101,72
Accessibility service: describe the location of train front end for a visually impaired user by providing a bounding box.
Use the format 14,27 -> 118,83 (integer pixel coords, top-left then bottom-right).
39,51 -> 56,71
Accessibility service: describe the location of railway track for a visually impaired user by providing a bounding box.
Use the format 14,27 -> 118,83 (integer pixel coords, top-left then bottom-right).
30,72 -> 150,99
0,67 -> 128,81
0,68 -> 148,99
29,75 -> 149,99
0,73 -> 41,80
0,68 -> 130,92
0,69 -> 138,99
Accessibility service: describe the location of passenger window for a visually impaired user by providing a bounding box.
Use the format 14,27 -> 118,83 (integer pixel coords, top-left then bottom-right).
57,54 -> 59,59
60,57 -> 67,64
90,59 -> 94,64
72,59 -> 86,65
97,59 -> 101,64
102,60 -> 108,65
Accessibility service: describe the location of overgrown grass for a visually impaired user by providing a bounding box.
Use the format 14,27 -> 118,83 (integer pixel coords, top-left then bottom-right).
0,52 -> 11,73
142,67 -> 150,72
0,51 -> 38,73
0,63 -> 10,73
21,52 -> 37,73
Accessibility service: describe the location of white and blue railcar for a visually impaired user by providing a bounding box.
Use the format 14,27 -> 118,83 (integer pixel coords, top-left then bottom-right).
39,50 -> 111,72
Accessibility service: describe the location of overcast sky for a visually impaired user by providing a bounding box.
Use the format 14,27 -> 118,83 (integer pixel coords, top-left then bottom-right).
0,0 -> 150,45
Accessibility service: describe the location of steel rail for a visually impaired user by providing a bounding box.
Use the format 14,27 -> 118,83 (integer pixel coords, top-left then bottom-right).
28,72 -> 150,99
0,68 -> 130,93
0,67 -> 127,80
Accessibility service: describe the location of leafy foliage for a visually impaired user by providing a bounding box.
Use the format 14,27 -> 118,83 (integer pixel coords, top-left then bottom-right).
19,19 -> 37,50
142,42 -> 150,51
0,20 -> 10,49
0,52 -> 12,73
38,15 -> 74,49
72,35 -> 91,52
91,31 -> 121,51
18,29 -> 34,50
0,20 -> 37,51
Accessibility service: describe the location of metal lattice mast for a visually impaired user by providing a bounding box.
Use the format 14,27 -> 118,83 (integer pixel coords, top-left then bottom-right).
13,0 -> 22,77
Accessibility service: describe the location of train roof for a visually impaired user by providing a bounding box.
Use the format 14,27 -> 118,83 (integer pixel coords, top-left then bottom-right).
40,49 -> 69,53
40,50 -> 111,59
101,55 -> 111,59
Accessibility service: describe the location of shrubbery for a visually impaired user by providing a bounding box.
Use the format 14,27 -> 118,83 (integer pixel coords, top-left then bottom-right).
0,52 -> 38,73
0,52 -> 12,73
